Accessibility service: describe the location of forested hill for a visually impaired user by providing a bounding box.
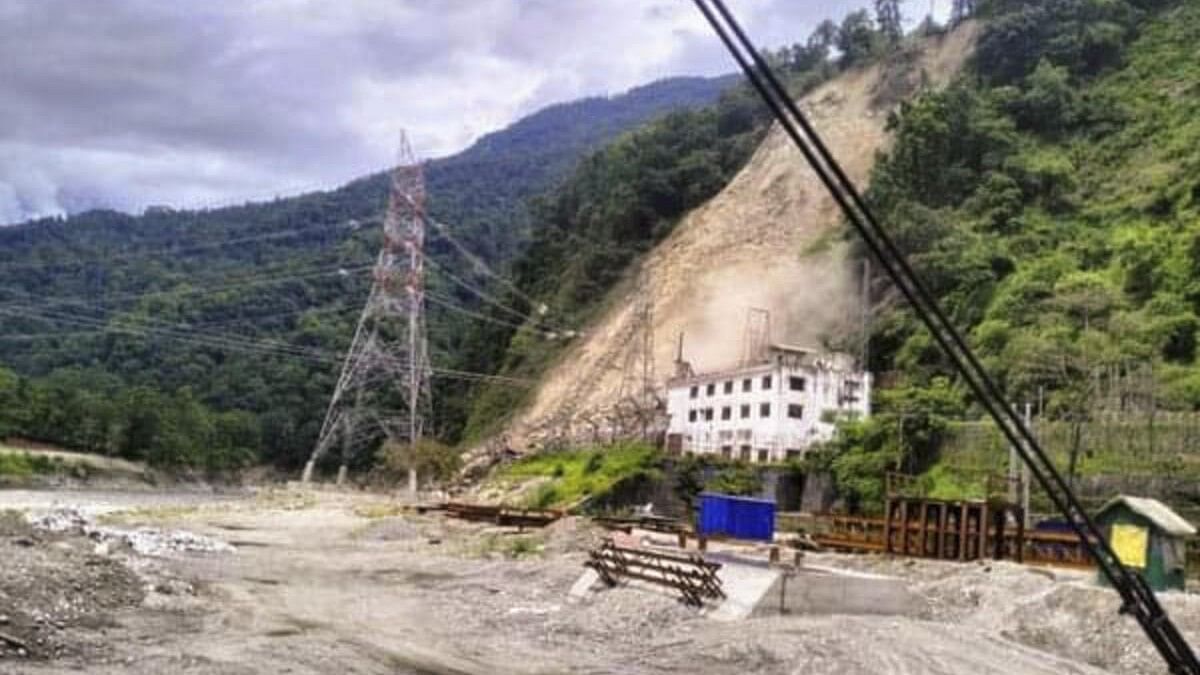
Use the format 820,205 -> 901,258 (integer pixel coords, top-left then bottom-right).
0,75 -> 732,470
819,0 -> 1200,511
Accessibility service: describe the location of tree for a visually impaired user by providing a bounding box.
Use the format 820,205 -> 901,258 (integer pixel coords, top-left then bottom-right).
788,20 -> 840,72
1014,59 -> 1077,134
376,438 -> 461,486
875,0 -> 904,44
0,367 -> 18,438
824,379 -> 964,513
809,19 -> 840,53
210,411 -> 261,473
837,11 -> 878,68
951,0 -> 976,25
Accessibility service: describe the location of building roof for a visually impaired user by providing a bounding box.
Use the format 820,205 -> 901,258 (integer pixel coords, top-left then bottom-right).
769,343 -> 816,355
1097,495 -> 1197,537
668,362 -> 776,387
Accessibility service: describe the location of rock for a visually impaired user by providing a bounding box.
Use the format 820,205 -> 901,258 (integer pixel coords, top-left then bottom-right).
28,508 -> 235,557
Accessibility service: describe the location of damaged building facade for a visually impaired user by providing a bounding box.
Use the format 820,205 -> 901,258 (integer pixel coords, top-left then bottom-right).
665,344 -> 870,463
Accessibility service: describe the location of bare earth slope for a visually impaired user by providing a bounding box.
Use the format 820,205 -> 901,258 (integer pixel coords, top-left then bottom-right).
509,25 -> 979,447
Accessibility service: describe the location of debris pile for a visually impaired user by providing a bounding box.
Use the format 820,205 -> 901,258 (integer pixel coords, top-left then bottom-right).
809,553 -> 1200,675
30,507 -> 235,557
0,509 -> 144,662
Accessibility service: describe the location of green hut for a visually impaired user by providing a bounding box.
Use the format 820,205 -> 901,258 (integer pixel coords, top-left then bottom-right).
1095,495 -> 1196,592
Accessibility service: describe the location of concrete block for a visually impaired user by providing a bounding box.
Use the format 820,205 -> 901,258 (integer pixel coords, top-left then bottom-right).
568,568 -> 602,602
756,563 -> 912,617
706,559 -> 780,621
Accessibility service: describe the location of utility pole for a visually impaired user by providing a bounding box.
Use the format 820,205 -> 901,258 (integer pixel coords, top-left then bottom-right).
302,132 -> 432,491
1023,402 -> 1032,528
617,285 -> 656,440
860,258 -> 871,370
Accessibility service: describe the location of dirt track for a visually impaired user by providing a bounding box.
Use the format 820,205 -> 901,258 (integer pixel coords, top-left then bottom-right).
2,487 -> 1194,674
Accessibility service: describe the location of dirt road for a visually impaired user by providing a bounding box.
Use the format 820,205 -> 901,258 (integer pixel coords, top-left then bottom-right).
0,487 -> 1184,674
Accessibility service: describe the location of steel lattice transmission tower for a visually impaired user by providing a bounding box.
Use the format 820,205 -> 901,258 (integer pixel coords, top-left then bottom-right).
302,133 -> 432,489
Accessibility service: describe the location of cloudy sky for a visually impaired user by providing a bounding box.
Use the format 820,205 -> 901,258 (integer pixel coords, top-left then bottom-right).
0,0 -> 953,225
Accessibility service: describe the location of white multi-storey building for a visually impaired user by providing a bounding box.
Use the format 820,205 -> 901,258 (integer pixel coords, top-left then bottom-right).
665,344 -> 871,463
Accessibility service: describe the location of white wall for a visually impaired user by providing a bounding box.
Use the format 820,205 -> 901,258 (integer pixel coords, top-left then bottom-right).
666,356 -> 870,463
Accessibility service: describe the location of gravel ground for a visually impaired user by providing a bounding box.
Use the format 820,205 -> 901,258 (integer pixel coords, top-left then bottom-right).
0,488 -> 1194,674
806,553 -> 1200,674
0,509 -> 144,663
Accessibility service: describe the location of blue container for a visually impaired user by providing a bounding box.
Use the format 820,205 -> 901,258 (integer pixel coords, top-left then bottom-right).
697,493 -> 776,542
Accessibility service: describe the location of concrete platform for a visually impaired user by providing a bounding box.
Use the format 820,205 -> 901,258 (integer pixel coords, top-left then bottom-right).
569,548 -> 912,621
755,563 -> 912,618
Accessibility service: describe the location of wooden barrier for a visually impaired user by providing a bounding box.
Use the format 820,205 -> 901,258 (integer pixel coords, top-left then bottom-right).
585,540 -> 724,607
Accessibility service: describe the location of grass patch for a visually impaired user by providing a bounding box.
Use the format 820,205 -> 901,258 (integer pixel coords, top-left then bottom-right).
918,463 -> 989,501
98,504 -> 201,525
499,442 -> 662,510
473,532 -> 546,559
255,488 -> 317,511
352,502 -> 408,519
0,449 -> 69,478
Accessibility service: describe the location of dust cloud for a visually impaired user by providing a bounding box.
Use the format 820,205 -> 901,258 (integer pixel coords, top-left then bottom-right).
676,242 -> 861,372
507,23 -> 980,446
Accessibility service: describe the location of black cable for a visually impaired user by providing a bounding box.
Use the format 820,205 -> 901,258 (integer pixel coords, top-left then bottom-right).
693,1 -> 1198,671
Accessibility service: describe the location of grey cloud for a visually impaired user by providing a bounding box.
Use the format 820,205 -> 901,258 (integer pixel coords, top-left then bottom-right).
0,0 -> 878,225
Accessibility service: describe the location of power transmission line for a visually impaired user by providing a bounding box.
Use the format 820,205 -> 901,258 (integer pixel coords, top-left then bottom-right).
425,292 -> 534,333
426,217 -> 545,310
0,303 -> 529,388
423,254 -> 547,327
0,219 -> 364,274
0,262 -> 374,314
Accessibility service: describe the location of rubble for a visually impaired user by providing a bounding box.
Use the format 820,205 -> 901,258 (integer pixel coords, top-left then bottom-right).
0,509 -> 144,663
28,507 -> 235,557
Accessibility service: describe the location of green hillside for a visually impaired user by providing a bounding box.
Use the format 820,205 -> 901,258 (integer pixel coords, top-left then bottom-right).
824,0 -> 1200,511
0,76 -> 734,470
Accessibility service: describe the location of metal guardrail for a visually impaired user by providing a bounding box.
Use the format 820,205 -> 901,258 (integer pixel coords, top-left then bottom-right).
593,514 -> 688,535
423,502 -> 563,529
811,514 -> 1096,569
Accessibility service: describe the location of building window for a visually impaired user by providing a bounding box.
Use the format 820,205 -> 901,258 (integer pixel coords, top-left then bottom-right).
724,380 -> 733,394
762,375 -> 773,390
704,408 -> 714,421
688,410 -> 697,422
786,449 -> 803,461
742,378 -> 752,392
739,446 -> 752,461
740,404 -> 750,419
719,430 -> 734,441
736,429 -> 752,440
706,383 -> 716,396
789,376 -> 806,392
721,406 -> 732,421
759,402 -> 771,418
757,449 -> 769,463
689,385 -> 699,399
721,446 -> 733,459
787,404 -> 804,419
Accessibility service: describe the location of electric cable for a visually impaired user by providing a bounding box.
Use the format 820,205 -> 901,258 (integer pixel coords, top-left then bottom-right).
692,2 -> 1199,671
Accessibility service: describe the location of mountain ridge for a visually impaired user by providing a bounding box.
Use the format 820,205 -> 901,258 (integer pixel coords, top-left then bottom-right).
0,74 -> 736,468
